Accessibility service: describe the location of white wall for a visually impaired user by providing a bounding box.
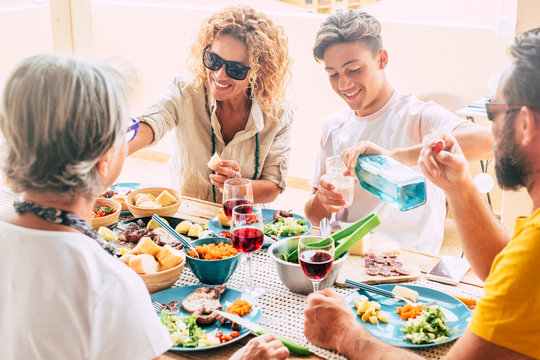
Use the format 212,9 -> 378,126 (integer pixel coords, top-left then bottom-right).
90,2 -> 512,180
0,4 -> 53,87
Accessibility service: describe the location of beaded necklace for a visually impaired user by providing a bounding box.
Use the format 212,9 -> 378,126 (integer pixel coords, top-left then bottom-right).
211,128 -> 259,203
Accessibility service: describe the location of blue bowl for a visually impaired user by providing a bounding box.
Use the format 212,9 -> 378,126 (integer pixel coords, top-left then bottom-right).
183,237 -> 241,285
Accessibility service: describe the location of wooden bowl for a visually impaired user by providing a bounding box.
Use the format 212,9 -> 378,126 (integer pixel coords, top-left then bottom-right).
139,259 -> 185,294
91,198 -> 121,230
126,187 -> 181,218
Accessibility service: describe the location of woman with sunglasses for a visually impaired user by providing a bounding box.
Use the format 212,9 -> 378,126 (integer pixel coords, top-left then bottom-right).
0,54 -> 172,358
129,5 -> 292,204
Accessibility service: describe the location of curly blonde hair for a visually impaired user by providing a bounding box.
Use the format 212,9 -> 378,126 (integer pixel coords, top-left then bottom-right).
188,5 -> 291,121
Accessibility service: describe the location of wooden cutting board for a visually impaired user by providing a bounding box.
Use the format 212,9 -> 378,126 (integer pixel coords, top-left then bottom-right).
336,253 -> 421,286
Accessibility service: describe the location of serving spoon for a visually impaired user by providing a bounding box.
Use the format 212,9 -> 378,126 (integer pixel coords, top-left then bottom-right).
151,214 -> 200,258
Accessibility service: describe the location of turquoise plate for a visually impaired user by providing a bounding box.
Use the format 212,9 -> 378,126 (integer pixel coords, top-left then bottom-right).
346,284 -> 472,348
151,285 -> 261,351
207,208 -> 312,248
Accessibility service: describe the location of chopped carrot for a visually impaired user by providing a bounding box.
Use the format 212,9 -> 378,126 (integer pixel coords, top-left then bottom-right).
226,299 -> 252,316
186,242 -> 238,260
396,304 -> 426,320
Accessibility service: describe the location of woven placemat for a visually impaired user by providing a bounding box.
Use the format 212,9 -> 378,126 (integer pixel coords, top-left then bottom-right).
172,249 -> 480,360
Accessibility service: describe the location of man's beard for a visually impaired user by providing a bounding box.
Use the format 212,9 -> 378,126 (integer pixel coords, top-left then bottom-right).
494,118 -> 532,191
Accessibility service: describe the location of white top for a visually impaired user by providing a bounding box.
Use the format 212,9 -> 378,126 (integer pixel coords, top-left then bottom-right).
140,76 -> 293,203
310,90 -> 466,255
0,221 -> 172,360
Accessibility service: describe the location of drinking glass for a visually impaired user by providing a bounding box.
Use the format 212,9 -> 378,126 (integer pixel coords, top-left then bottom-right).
325,155 -> 355,227
231,204 -> 265,297
298,236 -> 335,293
223,178 -> 253,219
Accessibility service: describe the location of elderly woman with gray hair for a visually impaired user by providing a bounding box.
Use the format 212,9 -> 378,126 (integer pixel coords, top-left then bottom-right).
0,54 -> 290,360
0,54 -> 172,359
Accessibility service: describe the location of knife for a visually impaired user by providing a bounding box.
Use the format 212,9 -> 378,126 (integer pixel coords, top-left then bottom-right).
214,310 -> 310,356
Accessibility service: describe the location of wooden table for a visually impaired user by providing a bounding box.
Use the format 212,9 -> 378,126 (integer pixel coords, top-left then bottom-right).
161,197 -> 485,360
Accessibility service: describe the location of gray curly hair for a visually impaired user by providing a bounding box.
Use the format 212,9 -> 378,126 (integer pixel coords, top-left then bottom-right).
313,10 -> 383,62
0,54 -> 127,199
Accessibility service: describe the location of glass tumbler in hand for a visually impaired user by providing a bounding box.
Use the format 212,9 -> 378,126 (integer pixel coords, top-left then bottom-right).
231,204 -> 265,297
223,178 -> 253,219
298,236 -> 335,293
325,155 -> 355,227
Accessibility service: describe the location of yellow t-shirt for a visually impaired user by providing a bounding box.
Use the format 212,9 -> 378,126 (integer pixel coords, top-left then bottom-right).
469,208 -> 540,358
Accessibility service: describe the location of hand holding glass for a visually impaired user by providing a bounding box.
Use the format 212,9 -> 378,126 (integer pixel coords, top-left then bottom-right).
231,204 -> 265,297
298,236 -> 335,293
223,178 -> 253,219
325,156 -> 355,227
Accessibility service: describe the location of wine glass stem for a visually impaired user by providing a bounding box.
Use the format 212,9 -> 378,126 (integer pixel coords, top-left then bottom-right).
245,253 -> 254,291
312,280 -> 321,293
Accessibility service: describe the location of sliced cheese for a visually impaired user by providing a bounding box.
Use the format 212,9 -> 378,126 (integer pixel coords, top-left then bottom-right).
207,152 -> 222,171
129,254 -> 158,274
155,190 -> 177,207
392,285 -> 419,303
132,236 -> 162,257
156,244 -> 185,270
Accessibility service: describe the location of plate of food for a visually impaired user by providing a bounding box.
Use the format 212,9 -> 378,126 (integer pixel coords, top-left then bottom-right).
151,285 -> 261,351
207,208 -> 311,247
346,284 -> 471,348
109,216 -> 207,249
99,182 -> 156,214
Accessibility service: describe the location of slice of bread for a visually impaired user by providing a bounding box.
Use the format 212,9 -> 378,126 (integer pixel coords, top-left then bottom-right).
156,190 -> 177,207
137,200 -> 162,209
207,152 -> 222,171
135,193 -> 155,205
129,254 -> 158,274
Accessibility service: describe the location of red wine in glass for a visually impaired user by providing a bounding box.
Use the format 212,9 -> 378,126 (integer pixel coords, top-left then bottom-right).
299,250 -> 334,280
223,198 -> 250,219
232,227 -> 264,253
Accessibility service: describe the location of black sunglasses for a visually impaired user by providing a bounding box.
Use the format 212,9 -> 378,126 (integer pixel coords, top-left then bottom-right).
484,100 -> 522,121
203,46 -> 251,81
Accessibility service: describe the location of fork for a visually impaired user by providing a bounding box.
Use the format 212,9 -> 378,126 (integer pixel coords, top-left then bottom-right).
152,299 -> 166,312
345,279 -> 414,305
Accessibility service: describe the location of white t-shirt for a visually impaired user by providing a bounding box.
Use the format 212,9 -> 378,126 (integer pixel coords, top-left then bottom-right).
0,221 -> 172,360
311,90 -> 466,255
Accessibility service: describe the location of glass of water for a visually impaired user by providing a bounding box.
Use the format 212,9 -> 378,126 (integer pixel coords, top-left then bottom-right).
325,156 -> 355,226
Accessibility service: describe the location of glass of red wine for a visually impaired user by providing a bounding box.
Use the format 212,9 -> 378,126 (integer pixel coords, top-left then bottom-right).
231,203 -> 265,297
298,236 -> 335,293
223,178 -> 253,219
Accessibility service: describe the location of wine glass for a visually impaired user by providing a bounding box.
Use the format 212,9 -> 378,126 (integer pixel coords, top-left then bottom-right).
231,203 -> 265,297
223,178 -> 253,219
298,235 -> 335,292
298,236 -> 335,293
325,155 -> 355,228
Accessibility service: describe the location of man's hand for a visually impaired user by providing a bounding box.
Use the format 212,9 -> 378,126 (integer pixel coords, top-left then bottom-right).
342,141 -> 389,176
304,289 -> 363,352
418,134 -> 471,192
316,175 -> 346,212
229,334 -> 289,360
209,160 -> 242,192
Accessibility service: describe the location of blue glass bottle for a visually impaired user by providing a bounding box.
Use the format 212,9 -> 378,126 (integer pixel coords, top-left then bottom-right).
354,155 -> 427,211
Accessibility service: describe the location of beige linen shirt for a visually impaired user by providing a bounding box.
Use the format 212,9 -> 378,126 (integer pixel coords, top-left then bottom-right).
139,76 -> 293,203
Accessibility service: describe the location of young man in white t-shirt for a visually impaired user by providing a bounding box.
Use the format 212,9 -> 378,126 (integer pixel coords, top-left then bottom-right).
304,11 -> 493,254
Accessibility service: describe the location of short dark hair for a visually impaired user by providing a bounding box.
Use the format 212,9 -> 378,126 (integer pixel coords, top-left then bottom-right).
504,27 -> 540,109
313,10 -> 383,62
